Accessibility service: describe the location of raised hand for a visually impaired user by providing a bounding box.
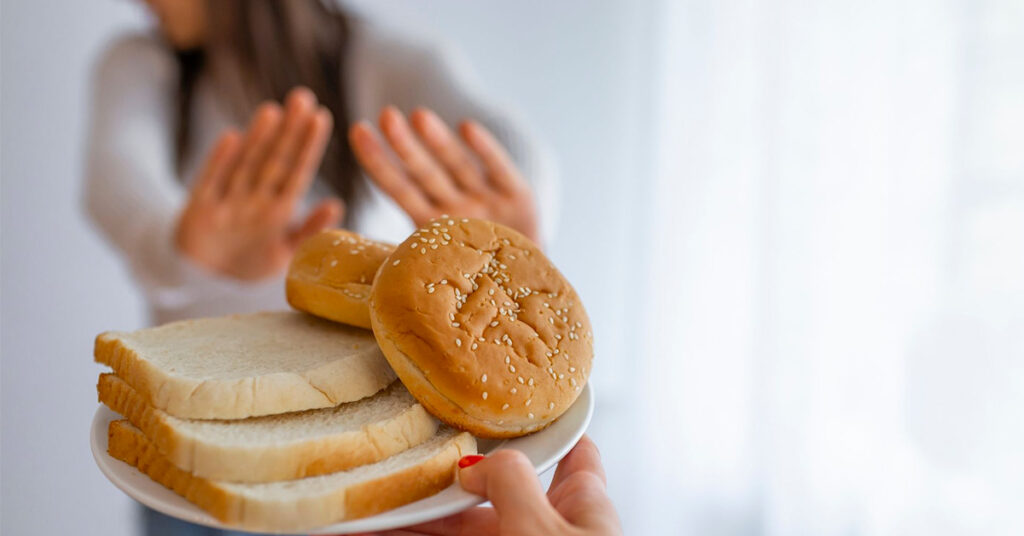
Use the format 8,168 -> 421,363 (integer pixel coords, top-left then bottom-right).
350,436 -> 622,536
349,107 -> 540,243
175,88 -> 341,281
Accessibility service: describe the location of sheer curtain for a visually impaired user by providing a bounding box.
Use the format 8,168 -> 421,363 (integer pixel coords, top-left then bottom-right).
633,0 -> 1024,533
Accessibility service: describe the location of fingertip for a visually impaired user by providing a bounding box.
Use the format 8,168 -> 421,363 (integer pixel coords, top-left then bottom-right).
323,197 -> 345,223
410,106 -> 434,125
286,86 -> 317,110
316,106 -> 334,130
348,121 -> 376,149
575,434 -> 601,457
218,128 -> 242,147
254,102 -> 283,122
379,106 -> 405,132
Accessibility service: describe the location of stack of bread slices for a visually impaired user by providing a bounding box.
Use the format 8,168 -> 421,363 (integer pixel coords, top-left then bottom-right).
95,220 -> 594,532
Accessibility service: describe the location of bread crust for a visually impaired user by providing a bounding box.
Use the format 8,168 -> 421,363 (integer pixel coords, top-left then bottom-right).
93,312 -> 397,419
369,218 -> 594,438
107,420 -> 476,532
98,373 -> 439,483
287,229 -> 394,329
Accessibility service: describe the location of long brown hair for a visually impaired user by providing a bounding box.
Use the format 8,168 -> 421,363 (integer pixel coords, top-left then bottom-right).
174,0 -> 360,217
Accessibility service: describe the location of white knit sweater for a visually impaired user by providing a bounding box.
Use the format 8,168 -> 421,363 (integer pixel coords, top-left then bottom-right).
83,23 -> 557,325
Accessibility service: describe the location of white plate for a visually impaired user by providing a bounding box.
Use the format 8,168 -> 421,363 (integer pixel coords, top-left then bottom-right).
91,383 -> 593,535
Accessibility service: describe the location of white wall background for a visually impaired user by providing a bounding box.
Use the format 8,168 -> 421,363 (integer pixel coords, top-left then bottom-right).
3,1 -> 1023,535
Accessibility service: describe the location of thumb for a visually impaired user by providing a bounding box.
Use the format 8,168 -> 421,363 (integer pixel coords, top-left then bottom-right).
458,450 -> 565,533
288,198 -> 344,249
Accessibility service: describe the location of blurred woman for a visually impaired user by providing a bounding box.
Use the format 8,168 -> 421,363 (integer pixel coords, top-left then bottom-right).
84,0 -> 555,328
84,1 -> 555,534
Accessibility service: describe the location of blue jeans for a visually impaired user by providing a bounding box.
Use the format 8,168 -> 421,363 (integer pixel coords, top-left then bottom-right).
141,505 -> 255,536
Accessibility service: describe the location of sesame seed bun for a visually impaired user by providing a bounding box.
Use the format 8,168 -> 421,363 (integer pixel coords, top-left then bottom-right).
369,218 -> 594,438
286,230 -> 394,329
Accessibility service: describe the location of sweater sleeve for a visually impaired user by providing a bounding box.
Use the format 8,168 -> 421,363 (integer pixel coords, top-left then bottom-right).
348,24 -> 561,245
82,35 -> 241,308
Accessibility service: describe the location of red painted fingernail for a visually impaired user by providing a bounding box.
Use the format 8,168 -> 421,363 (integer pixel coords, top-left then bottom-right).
458,455 -> 485,468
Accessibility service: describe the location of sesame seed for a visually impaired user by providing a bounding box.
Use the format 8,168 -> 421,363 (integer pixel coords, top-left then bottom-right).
549,317 -> 554,324
455,338 -> 462,347
569,367 -> 576,372
526,399 -> 532,406
332,239 -> 342,246
504,356 -> 511,364
489,289 -> 495,296
452,322 -> 460,327
509,365 -> 516,373
490,321 -> 499,327
420,247 -> 426,254
546,352 -> 552,358
428,287 -> 435,293
510,387 -> 517,394
502,403 -> 509,410
528,378 -> 535,386
431,244 -> 438,249
441,279 -> 447,284
393,259 -> 401,266
471,342 -> 478,350
528,412 -> 534,419
462,218 -> 469,222
517,376 -> 524,384
448,219 -> 455,225
482,391 -> 488,400
570,378 -> 578,386
481,374 -> 488,382
559,374 -> 565,379
549,402 -> 555,410
330,259 -> 338,267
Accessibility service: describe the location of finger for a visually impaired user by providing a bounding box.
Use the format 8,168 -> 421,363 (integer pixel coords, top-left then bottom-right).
349,121 -> 434,223
379,106 -> 462,204
191,129 -> 242,202
226,102 -> 283,197
460,120 -> 527,196
410,108 -> 487,194
548,435 -> 607,495
279,107 -> 333,201
457,450 -> 565,534
287,198 -> 343,249
380,507 -> 499,536
550,471 -> 621,532
256,87 -> 318,192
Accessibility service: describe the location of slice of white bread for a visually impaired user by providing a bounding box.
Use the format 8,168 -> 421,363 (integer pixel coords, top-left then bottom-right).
94,311 -> 397,419
98,373 -> 439,483
108,419 -> 477,532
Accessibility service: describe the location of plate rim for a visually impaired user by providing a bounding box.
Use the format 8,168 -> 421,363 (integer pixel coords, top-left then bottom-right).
90,383 -> 594,535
